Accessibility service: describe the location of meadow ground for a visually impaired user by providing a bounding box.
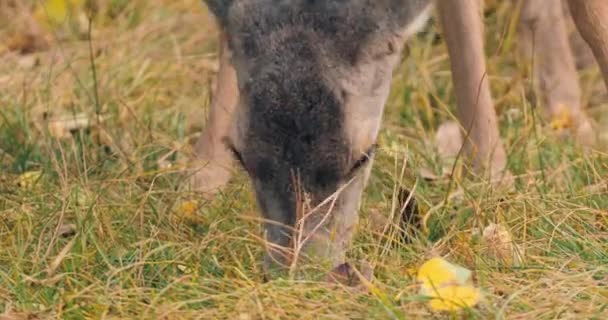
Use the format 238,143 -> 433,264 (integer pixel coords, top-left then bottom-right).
1,1 -> 607,319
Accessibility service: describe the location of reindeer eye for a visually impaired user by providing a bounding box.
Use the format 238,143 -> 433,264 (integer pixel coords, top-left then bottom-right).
346,144 -> 377,178
222,137 -> 247,170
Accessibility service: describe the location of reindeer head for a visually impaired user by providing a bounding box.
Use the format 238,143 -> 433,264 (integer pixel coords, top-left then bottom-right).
204,0 -> 431,272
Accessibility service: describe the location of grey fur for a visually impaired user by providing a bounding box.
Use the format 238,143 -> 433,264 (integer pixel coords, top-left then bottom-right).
203,0 -> 234,25
203,0 -> 431,271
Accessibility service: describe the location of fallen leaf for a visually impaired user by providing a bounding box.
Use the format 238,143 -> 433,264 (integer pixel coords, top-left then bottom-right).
18,171 -> 42,190
34,0 -> 86,28
482,223 -> 523,266
436,121 -> 463,161
417,257 -> 481,312
417,257 -> 470,289
17,55 -> 40,69
6,32 -> 48,54
47,113 -> 91,139
178,200 -> 198,217
550,104 -> 573,131
427,285 -> 481,311
57,223 -> 77,237
176,264 -> 192,274
174,200 -> 203,225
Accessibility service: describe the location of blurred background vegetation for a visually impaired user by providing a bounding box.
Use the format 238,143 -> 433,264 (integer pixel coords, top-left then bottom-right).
0,1 -> 606,318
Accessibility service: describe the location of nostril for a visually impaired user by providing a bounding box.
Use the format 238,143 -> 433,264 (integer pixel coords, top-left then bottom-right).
315,167 -> 339,189
340,89 -> 348,102
300,134 -> 314,145
255,159 -> 275,182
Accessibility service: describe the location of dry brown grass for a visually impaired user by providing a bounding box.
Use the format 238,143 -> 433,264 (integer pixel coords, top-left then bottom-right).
0,1 -> 607,319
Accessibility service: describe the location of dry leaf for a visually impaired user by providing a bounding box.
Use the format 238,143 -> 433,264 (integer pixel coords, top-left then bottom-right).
17,55 -> 40,69
6,33 -> 48,54
174,200 -> 203,225
57,223 -> 77,237
179,200 -> 198,217
44,113 -> 108,139
417,257 -> 481,312
482,223 -> 523,266
176,264 -> 192,274
436,121 -> 463,161
18,171 -> 42,190
47,113 -> 91,138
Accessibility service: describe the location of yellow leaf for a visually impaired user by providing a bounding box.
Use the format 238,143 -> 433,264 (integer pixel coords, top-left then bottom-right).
35,0 -> 68,26
417,257 -> 482,312
34,0 -> 86,28
417,257 -> 471,289
178,200 -> 198,217
174,200 -> 202,225
550,104 -> 573,131
428,285 -> 481,311
18,171 -> 42,190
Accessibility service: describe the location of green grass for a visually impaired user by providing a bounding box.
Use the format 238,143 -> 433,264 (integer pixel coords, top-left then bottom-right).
1,1 -> 607,318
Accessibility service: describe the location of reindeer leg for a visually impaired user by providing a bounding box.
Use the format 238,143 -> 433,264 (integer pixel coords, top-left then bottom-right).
191,35 -> 239,195
567,0 -> 608,91
518,0 -> 595,146
437,0 -> 508,181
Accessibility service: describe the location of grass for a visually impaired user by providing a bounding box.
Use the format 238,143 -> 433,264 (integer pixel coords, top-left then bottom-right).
1,1 -> 607,318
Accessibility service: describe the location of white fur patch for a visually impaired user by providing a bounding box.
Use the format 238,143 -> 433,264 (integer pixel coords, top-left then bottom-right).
402,4 -> 433,40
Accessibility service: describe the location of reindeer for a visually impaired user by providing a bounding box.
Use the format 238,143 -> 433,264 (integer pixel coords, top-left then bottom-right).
192,0 -> 608,274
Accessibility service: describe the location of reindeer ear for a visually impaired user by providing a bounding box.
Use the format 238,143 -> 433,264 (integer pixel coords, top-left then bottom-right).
369,0 -> 432,43
389,0 -> 433,41
342,0 -> 432,62
204,0 -> 234,27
